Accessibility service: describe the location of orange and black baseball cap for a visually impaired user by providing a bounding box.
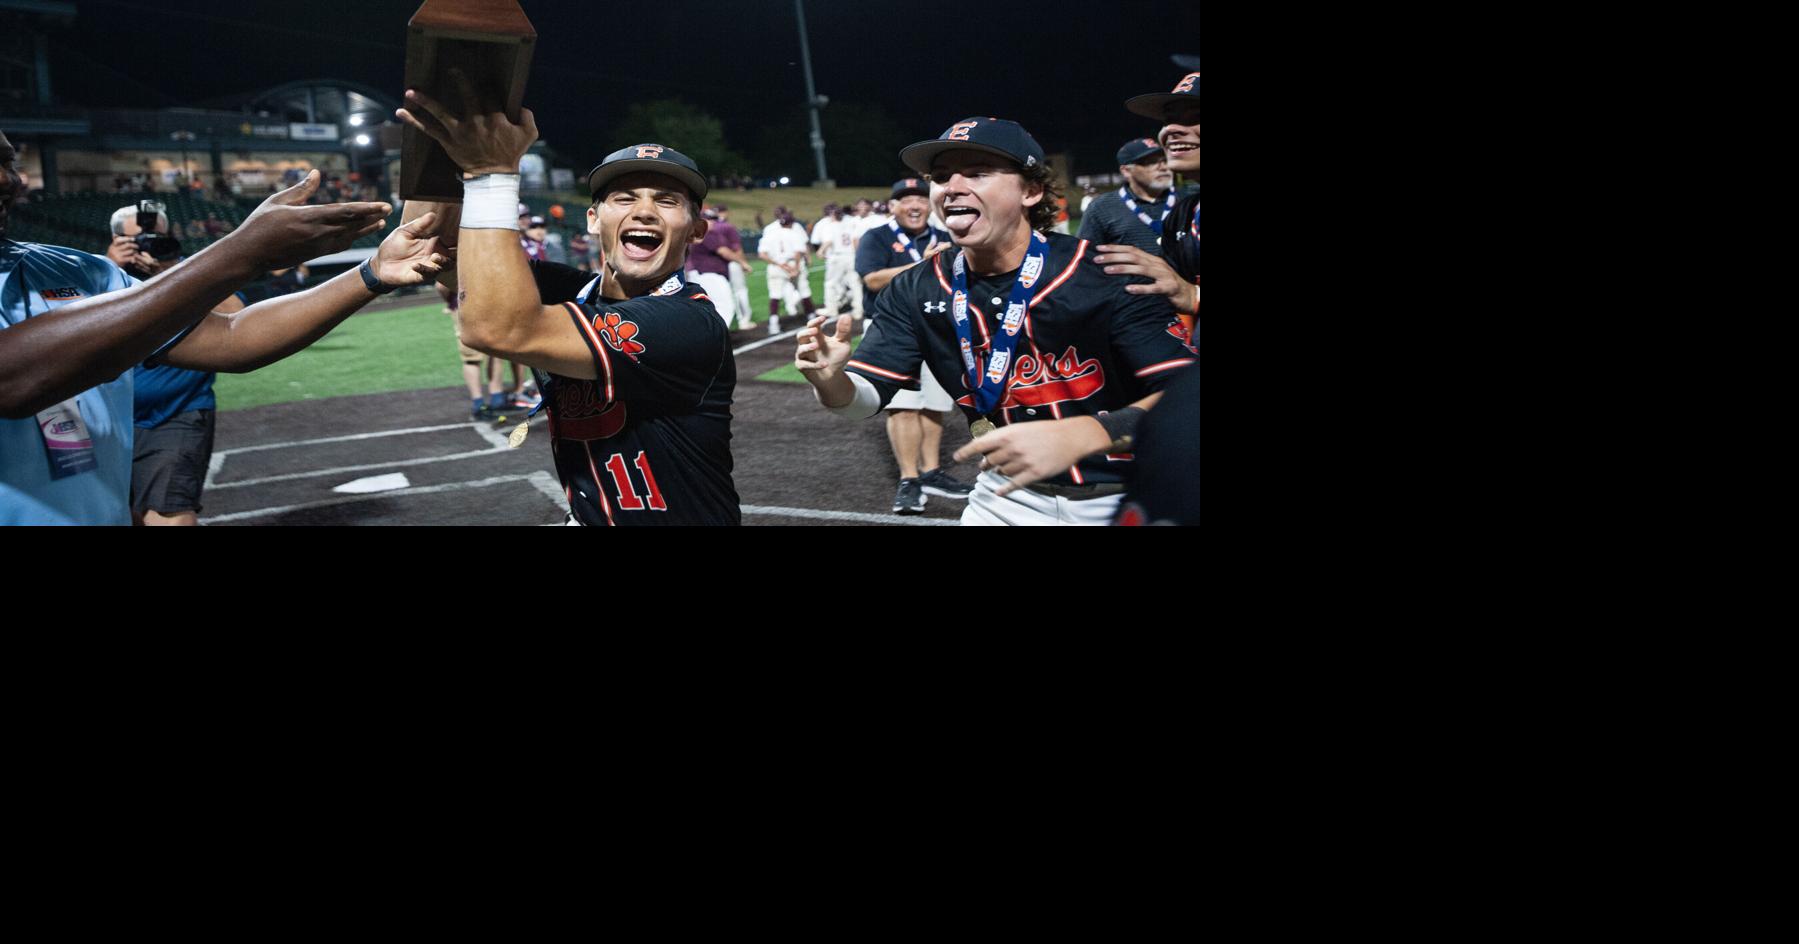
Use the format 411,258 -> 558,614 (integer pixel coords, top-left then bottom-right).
586,143 -> 709,202
1125,72 -> 1201,122
899,117 -> 1046,176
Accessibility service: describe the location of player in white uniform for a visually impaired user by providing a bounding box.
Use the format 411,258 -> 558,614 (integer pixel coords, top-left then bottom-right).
809,203 -> 863,320
758,206 -> 815,330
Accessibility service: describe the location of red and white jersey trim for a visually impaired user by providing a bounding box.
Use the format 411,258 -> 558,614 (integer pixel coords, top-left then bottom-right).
1134,358 -> 1196,378
847,360 -> 916,383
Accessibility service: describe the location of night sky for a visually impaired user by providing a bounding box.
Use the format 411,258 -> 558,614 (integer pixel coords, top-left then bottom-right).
45,0 -> 1200,180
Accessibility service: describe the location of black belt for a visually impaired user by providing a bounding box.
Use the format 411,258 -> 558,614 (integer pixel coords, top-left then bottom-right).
1025,481 -> 1127,500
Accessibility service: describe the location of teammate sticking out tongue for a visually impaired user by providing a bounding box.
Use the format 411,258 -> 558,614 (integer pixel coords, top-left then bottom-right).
795,117 -> 1197,525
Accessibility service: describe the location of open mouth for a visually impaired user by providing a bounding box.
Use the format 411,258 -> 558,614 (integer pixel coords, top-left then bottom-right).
943,204 -> 981,236
1165,141 -> 1198,155
619,228 -> 665,262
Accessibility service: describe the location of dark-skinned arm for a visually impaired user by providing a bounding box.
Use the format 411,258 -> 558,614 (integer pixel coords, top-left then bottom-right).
0,171 -> 389,419
162,212 -> 447,372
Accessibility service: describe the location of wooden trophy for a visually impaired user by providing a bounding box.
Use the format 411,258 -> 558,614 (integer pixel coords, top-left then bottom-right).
400,0 -> 536,202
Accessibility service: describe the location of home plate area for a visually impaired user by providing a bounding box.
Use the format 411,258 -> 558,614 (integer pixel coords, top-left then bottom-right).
200,350 -> 975,526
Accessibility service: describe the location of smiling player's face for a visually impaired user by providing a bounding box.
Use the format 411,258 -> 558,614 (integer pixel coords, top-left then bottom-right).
587,171 -> 707,286
1159,108 -> 1200,174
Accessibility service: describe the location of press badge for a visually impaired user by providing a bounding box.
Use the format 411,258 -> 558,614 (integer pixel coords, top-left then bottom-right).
36,399 -> 99,480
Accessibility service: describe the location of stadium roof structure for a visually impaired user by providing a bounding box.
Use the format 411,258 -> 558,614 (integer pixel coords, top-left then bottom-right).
199,79 -> 399,128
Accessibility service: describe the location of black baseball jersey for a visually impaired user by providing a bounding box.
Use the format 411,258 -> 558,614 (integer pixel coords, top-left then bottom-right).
527,261 -> 740,526
854,222 -> 951,316
1076,184 -> 1199,256
1163,188 -> 1201,287
846,232 -> 1198,489
1115,362 -> 1199,526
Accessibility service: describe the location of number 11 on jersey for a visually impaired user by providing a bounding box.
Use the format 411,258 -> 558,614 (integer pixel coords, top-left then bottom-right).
603,451 -> 668,512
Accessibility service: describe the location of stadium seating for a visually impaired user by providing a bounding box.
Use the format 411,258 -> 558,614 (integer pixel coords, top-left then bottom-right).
8,189 -> 402,256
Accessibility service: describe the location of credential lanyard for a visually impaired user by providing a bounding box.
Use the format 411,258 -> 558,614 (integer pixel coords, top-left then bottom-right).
1120,186 -> 1177,237
889,222 -> 938,264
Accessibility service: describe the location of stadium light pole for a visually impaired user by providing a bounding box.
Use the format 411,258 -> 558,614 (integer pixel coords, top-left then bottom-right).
795,0 -> 831,186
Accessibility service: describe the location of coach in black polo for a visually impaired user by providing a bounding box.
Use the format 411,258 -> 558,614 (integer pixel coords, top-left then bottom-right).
794,118 -> 1198,525
1077,138 -> 1197,256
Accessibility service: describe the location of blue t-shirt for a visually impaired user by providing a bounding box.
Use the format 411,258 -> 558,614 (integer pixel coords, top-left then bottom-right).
2,240 -> 141,525
132,282 -> 239,428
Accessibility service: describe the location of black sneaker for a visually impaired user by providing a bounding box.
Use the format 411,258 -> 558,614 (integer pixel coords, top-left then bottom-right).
919,468 -> 973,500
892,478 -> 926,515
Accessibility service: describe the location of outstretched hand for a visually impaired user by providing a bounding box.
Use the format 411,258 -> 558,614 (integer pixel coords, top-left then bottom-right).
236,170 -> 392,271
372,211 -> 452,287
795,313 -> 855,380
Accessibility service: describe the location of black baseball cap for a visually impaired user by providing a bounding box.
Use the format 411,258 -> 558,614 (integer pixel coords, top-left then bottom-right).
1117,138 -> 1164,165
890,177 -> 931,200
1126,72 -> 1201,122
900,117 -> 1046,176
586,143 -> 709,202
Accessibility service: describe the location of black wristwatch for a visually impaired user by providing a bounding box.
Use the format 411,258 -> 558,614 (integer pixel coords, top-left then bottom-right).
358,259 -> 396,295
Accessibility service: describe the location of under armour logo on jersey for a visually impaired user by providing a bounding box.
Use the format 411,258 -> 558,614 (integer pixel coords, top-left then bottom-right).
924,301 -> 947,314
1174,72 -> 1200,93
636,145 -> 665,159
947,121 -> 980,142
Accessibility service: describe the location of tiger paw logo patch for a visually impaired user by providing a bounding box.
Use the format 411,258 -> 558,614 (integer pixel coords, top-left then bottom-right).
597,312 -> 646,359
1167,320 -> 1196,355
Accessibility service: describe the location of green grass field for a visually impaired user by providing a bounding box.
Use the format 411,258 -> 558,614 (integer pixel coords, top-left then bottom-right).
213,261 -> 833,411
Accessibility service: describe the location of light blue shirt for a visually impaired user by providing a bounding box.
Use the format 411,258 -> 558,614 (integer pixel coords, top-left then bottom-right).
1,240 -> 139,525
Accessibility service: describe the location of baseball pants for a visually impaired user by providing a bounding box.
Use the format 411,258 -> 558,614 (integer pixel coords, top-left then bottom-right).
823,259 -> 862,317
766,262 -> 812,315
689,271 -> 736,325
961,471 -> 1122,526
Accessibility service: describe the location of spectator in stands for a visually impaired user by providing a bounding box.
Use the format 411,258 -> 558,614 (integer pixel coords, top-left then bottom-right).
106,202 -> 245,526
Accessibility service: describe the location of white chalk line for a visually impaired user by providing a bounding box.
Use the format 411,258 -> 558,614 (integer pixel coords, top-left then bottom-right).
199,472 -> 564,525
733,326 -> 802,356
209,416 -> 547,491
740,505 -> 958,526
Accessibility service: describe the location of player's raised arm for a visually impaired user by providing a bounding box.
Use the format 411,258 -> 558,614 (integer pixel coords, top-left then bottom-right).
396,73 -> 596,379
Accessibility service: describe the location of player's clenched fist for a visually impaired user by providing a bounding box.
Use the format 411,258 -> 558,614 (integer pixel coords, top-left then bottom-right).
794,313 -> 854,380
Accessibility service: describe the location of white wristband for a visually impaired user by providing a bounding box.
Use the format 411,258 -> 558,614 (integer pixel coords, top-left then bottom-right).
462,174 -> 522,230
820,372 -> 883,421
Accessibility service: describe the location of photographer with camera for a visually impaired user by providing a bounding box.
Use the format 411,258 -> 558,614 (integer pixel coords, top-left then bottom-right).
104,200 -> 246,526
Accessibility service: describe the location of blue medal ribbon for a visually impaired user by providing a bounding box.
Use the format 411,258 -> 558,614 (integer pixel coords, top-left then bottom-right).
889,221 -> 940,263
949,231 -> 1050,416
1119,186 -> 1177,237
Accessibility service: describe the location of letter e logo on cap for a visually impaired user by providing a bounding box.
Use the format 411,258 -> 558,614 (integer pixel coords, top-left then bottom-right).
636,145 -> 665,159
948,121 -> 979,142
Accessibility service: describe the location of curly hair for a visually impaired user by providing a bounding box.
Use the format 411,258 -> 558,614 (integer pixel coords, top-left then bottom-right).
1021,162 -> 1065,234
